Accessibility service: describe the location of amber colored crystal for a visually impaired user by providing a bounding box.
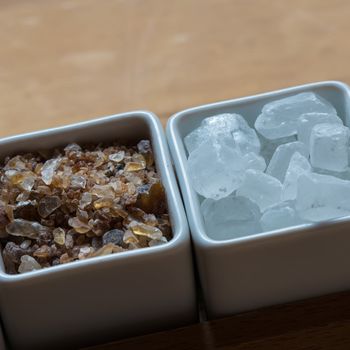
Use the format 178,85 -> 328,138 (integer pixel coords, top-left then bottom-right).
124,162 -> 145,172
135,182 -> 166,214
68,217 -> 90,234
53,227 -> 66,246
33,245 -> 51,259
129,221 -> 163,240
59,253 -> 73,264
91,243 -> 123,257
123,230 -> 138,244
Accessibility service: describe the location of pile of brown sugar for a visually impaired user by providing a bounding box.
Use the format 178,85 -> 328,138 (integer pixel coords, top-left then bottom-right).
0,141 -> 171,274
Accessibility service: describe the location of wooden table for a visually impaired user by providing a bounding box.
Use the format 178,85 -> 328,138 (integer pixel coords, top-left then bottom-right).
1,1 -> 350,349
1,0 -> 350,136
89,292 -> 350,350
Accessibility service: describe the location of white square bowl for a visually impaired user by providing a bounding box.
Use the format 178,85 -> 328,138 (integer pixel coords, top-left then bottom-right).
166,81 -> 350,319
0,111 -> 197,349
0,322 -> 6,350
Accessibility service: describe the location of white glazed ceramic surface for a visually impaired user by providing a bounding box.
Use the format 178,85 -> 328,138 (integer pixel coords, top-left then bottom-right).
167,81 -> 350,319
0,111 -> 197,350
0,322 -> 6,350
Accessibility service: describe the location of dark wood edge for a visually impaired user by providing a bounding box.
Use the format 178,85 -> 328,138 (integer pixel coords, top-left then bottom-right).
85,290 -> 350,350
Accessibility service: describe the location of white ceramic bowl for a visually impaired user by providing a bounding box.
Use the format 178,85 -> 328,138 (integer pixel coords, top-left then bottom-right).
0,111 -> 197,349
167,81 -> 350,319
0,323 -> 6,350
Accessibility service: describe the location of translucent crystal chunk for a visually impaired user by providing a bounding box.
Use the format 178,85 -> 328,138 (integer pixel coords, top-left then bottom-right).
313,167 -> 350,181
201,195 -> 261,240
296,172 -> 350,222
124,161 -> 145,172
60,253 -> 73,264
266,141 -> 309,182
129,221 -> 163,240
20,240 -> 31,249
70,175 -> 86,189
135,182 -> 166,214
138,141 -> 154,167
149,237 -> 168,247
68,217 -> 90,234
188,139 -> 246,199
260,135 -> 297,163
53,228 -> 66,245
282,152 -> 312,201
6,219 -> 50,239
123,230 -> 138,244
90,184 -> 114,198
297,112 -> 342,147
93,197 -> 114,209
18,255 -> 41,273
41,158 -> 61,185
236,169 -> 283,211
260,201 -> 305,232
78,246 -> 94,260
33,245 -> 51,259
79,192 -> 92,209
21,175 -> 36,191
91,243 -> 123,257
109,151 -> 125,163
310,123 -> 349,172
5,170 -> 36,191
64,143 -> 81,152
255,92 -> 336,139
38,196 -> 61,218
184,113 -> 260,155
244,152 -> 266,172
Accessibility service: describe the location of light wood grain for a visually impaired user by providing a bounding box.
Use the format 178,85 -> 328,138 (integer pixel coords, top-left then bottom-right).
0,0 -> 350,137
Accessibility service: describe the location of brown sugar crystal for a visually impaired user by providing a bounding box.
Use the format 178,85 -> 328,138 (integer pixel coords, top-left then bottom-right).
0,141 -> 171,274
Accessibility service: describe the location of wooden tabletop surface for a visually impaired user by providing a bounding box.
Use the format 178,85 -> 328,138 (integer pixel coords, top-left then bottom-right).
1,1 -> 350,349
88,291 -> 350,350
1,0 -> 350,136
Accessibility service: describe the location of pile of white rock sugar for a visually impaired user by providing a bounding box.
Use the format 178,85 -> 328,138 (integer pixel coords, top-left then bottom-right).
185,92 -> 350,240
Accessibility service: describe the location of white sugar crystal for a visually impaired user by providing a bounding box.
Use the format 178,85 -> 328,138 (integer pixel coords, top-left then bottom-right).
260,201 -> 305,232
296,172 -> 350,222
313,167 -> 350,181
255,92 -> 336,139
187,91 -> 350,235
244,152 -> 266,172
266,141 -> 309,182
282,152 -> 311,201
188,139 -> 246,199
260,135 -> 297,163
237,169 -> 282,211
184,113 -> 260,155
201,195 -> 261,240
310,123 -> 349,172
184,127 -> 205,154
297,112 -> 342,147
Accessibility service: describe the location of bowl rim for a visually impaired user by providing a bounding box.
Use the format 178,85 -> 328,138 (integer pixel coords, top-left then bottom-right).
166,80 -> 350,250
0,110 -> 189,282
